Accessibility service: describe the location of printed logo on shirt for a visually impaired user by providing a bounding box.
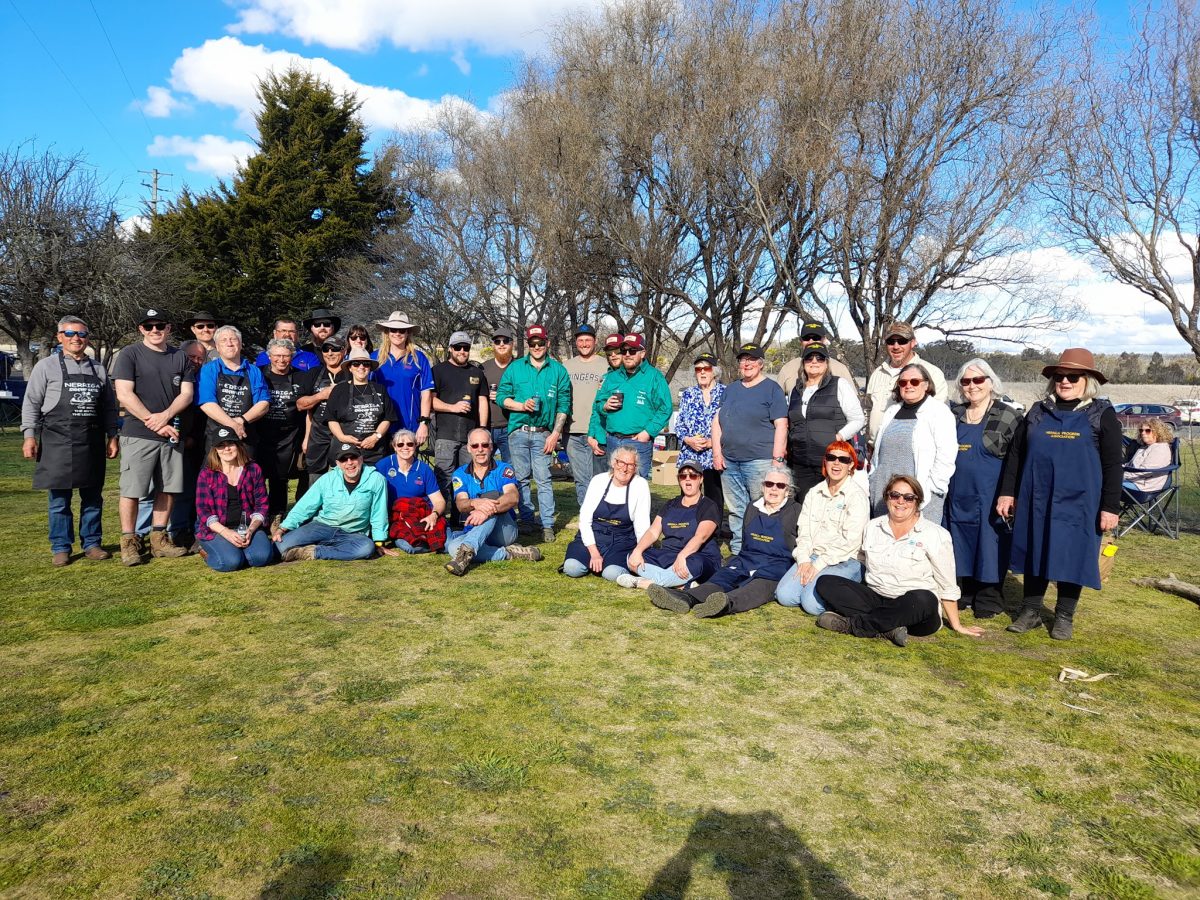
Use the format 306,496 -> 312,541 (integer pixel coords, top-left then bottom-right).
636,390 -> 647,406
387,468 -> 398,478
452,476 -> 464,490
172,375 -> 181,386
750,533 -> 775,543
469,376 -> 480,385
667,522 -> 690,530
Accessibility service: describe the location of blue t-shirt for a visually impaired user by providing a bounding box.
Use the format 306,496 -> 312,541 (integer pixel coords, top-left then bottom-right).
196,357 -> 270,407
451,460 -> 518,530
254,348 -> 320,371
717,379 -> 787,461
374,455 -> 438,501
374,349 -> 434,433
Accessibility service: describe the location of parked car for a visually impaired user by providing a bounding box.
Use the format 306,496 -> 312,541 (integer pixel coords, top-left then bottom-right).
1173,398 -> 1200,425
1113,403 -> 1182,432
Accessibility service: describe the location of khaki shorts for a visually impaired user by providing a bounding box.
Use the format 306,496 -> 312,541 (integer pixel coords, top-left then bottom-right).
119,435 -> 184,497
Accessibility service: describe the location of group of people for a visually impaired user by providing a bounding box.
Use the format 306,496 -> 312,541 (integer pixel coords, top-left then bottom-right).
22,307 -> 1147,643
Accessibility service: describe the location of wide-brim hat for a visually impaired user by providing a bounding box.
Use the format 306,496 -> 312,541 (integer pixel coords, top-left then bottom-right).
184,310 -> 218,327
345,347 -> 378,368
375,310 -> 419,332
1041,348 -> 1107,384
304,308 -> 342,332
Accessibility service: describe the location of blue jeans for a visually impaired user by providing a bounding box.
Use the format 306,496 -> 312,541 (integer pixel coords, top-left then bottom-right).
492,427 -> 511,465
48,486 -> 104,553
562,558 -> 628,581
634,559 -> 697,588
776,558 -> 865,615
446,515 -> 518,563
606,435 -> 653,479
510,429 -> 556,528
720,458 -> 773,555
136,495 -> 153,536
201,530 -> 277,572
566,434 -> 605,507
394,539 -> 430,554
278,521 -> 376,561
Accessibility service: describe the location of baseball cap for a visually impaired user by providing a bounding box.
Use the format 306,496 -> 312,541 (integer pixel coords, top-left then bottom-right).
885,321 -> 916,340
449,331 -> 472,347
575,323 -> 596,336
335,442 -> 363,460
677,459 -> 704,476
800,322 -> 828,340
736,343 -> 765,360
492,325 -> 515,340
622,333 -> 645,351
801,343 -> 829,360
214,427 -> 239,445
138,307 -> 170,326
526,324 -> 548,341
693,352 -> 717,367
320,335 -> 346,352
604,334 -> 624,351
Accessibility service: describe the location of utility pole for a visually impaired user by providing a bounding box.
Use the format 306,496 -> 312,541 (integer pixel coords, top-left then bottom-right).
139,168 -> 173,217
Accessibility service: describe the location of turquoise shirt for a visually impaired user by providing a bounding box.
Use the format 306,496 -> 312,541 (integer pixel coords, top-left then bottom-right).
495,355 -> 571,431
588,361 -> 673,440
281,466 -> 389,541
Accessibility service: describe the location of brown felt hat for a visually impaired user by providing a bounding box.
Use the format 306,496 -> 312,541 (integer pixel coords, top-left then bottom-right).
1040,348 -> 1107,384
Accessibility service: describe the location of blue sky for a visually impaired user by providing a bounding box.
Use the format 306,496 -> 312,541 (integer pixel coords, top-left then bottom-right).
3,0 -> 1193,356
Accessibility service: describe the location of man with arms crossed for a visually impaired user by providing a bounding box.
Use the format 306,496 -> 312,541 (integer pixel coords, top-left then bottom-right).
563,323 -> 609,507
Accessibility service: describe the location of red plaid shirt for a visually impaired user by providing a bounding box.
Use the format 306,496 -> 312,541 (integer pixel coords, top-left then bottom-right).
195,463 -> 270,540
389,495 -> 447,551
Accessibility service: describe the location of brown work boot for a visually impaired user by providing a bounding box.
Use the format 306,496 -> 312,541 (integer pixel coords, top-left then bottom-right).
445,544 -> 475,576
149,530 -> 187,559
120,534 -> 144,567
282,544 -> 317,562
505,544 -> 543,562
83,546 -> 111,561
816,611 -> 851,634
52,551 -> 71,567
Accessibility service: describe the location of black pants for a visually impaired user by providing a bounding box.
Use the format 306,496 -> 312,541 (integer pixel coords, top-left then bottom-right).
680,578 -> 779,616
702,469 -> 725,516
790,465 -> 822,503
959,576 -> 1004,616
819,575 -> 942,637
1022,575 -> 1082,618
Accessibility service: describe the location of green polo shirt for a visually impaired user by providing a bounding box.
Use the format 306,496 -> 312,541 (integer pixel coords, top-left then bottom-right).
588,361 -> 673,440
495,355 -> 571,431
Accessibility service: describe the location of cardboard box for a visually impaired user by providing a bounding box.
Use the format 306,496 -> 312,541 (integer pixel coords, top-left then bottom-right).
652,449 -> 679,465
651,463 -> 679,486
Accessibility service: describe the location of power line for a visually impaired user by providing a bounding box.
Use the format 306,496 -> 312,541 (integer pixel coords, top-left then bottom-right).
88,0 -> 155,141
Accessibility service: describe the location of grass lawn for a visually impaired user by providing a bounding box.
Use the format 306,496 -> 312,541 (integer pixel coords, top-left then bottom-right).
1,433 -> 1197,899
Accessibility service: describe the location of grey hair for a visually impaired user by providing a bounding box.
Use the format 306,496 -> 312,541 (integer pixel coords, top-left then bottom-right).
213,324 -> 242,343
609,445 -> 641,473
179,339 -> 203,353
1044,374 -> 1100,402
467,426 -> 492,446
266,338 -> 295,354
757,465 -> 793,492
954,358 -> 1005,401
391,428 -> 418,446
57,315 -> 88,331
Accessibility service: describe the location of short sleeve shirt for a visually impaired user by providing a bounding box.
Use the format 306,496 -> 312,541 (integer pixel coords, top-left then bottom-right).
432,361 -> 488,444
111,342 -> 195,442
451,460 -> 518,530
374,455 -> 439,500
717,379 -> 787,461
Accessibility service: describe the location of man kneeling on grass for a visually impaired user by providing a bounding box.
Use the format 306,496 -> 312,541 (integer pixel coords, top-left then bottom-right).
272,443 -> 397,561
445,428 -> 543,576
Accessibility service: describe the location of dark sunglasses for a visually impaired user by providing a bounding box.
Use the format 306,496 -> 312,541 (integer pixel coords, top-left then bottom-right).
678,471 -> 702,481
311,320 -> 334,328
450,343 -> 471,351
1139,427 -> 1153,433
824,454 -> 852,465
192,322 -> 216,330
694,365 -> 713,373
897,378 -> 925,388
761,480 -> 789,489
395,440 -> 417,447
61,329 -> 89,338
805,354 -> 828,362
384,327 -> 411,334
321,345 -> 343,353
348,360 -> 372,368
620,348 -> 639,356
492,337 -> 512,344
887,490 -> 917,502
885,336 -> 912,346
528,340 -> 547,349
801,334 -> 824,342
468,442 -> 492,449
960,376 -> 989,386
142,322 -> 169,332
1053,372 -> 1083,383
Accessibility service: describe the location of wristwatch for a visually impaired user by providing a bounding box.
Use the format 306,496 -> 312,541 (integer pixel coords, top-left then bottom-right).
773,456 -> 785,463
419,416 -> 431,425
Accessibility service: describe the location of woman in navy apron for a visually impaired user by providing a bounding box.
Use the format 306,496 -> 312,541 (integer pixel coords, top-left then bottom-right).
619,460 -> 722,590
563,447 -> 651,581
944,359 -> 1020,619
647,468 -> 800,618
326,348 -> 396,466
997,350 -> 1123,641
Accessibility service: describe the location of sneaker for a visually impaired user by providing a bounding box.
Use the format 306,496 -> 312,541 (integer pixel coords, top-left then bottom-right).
816,611 -> 851,634
1006,607 -> 1043,634
83,546 -> 111,561
542,527 -> 556,543
52,551 -> 71,567
691,591 -> 729,619
445,544 -> 475,576
120,534 -> 144,567
1049,615 -> 1074,641
648,584 -> 692,613
614,573 -> 639,589
282,544 -> 317,562
880,626 -> 908,647
505,544 -> 543,562
149,530 -> 187,559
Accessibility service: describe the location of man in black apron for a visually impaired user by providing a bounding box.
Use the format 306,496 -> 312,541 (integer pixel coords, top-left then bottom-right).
256,338 -> 307,521
20,317 -> 119,565
197,325 -> 270,453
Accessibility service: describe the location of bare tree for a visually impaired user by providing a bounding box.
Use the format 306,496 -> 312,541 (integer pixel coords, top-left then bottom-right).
1050,1 -> 1200,363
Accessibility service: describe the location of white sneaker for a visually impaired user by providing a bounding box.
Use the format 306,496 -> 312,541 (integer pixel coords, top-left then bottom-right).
615,573 -> 639,589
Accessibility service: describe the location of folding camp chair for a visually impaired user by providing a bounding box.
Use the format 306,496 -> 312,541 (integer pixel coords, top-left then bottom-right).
1118,437 -> 1181,539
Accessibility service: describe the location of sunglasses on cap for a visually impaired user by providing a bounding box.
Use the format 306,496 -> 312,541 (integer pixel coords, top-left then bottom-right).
960,376 -> 988,386
1053,372 -> 1083,383
528,340 -> 547,349
887,490 -> 917,502
885,336 -> 912,346
61,329 -> 89,338
450,343 -> 471,351
142,322 -> 169,332
761,479 -> 788,489
824,453 -> 852,465
896,378 -> 925,388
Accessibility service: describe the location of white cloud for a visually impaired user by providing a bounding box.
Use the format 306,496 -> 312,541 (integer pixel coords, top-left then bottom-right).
228,0 -> 603,54
450,48 -> 471,76
147,135 -> 257,177
137,85 -> 188,118
164,36 -> 470,134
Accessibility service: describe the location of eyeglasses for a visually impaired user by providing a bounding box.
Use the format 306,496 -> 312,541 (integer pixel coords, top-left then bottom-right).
468,442 -> 492,449
60,329 -> 89,338
613,460 -> 636,470
1053,372 -> 1083,384
678,471 -> 702,481
885,336 -> 912,346
694,365 -> 713,373
492,337 -> 512,344
395,440 -> 417,447
528,340 -> 547,349
762,480 -> 789,489
887,490 -> 917,502
450,343 -> 471,351
311,321 -> 334,328
192,323 -> 216,330
348,361 -> 372,368
824,454 -> 852,465
896,378 -> 925,388
142,322 -> 168,332
960,376 -> 989,386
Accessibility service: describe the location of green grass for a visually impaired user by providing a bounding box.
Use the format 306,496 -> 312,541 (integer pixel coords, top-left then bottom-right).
1,433 -> 1198,897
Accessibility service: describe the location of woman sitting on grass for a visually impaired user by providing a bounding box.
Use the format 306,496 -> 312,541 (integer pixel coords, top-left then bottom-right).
195,428 -> 277,571
375,428 -> 446,554
562,446 -> 652,582
815,474 -> 984,646
647,466 -> 800,618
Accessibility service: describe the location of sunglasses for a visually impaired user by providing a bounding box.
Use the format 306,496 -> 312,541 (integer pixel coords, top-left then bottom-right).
824,454 -> 852,465
492,337 -> 512,344
395,440 -> 417,447
805,355 -> 828,363
897,378 -> 925,388
678,471 -> 702,481
620,348 -> 640,356
1053,372 -> 1083,383
528,341 -> 547,349
801,334 -> 824,342
311,321 -> 334,328
468,442 -> 492,449
885,336 -> 912,346
761,480 -> 788,489
450,343 -> 471,351
694,365 -> 713,373
321,345 -> 343,353
192,323 -> 216,330
385,327 -> 410,334
1139,427 -> 1154,433
348,361 -> 372,368
960,376 -> 989,386
61,329 -> 89,338
142,322 -> 169,332
887,490 -> 917,502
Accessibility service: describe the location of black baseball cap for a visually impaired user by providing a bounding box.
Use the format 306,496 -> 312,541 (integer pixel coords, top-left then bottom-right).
736,343 -> 765,360
335,442 -> 363,460
138,307 -> 171,326
801,322 -> 828,340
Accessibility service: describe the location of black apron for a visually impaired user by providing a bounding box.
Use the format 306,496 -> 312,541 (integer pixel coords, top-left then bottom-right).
340,383 -> 388,465
206,363 -> 255,447
33,355 -> 106,491
306,367 -> 341,474
258,367 -> 304,479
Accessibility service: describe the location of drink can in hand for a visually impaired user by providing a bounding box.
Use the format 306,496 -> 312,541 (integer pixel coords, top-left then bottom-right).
611,391 -> 624,410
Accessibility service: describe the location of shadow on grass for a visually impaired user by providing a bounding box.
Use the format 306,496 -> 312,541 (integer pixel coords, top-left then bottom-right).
258,846 -> 351,899
641,808 -> 860,899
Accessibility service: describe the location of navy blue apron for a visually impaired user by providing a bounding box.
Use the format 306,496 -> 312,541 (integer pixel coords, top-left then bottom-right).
32,355 -> 105,490
945,418 -> 1009,583
1010,404 -> 1103,589
565,476 -> 636,569
712,504 -> 790,590
206,363 -> 255,448
645,498 -> 720,582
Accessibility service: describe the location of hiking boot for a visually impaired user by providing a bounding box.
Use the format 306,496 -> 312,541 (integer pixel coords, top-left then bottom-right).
542,527 -> 556,543
120,534 -> 144,567
1049,615 -> 1074,641
282,544 -> 317,562
880,626 -> 908,647
1006,607 -> 1043,634
692,591 -> 729,619
445,544 -> 475,576
505,544 -> 543,562
614,573 -> 640,589
52,551 -> 71,567
83,546 -> 111,561
816,611 -> 851,634
149,530 -> 187,559
648,584 -> 692,613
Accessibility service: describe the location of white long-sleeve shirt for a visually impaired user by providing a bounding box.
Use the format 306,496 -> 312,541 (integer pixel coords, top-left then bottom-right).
862,514 -> 960,605
577,474 -> 652,546
793,478 -> 870,571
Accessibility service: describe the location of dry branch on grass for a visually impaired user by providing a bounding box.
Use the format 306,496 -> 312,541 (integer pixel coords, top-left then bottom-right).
1131,574 -> 1200,604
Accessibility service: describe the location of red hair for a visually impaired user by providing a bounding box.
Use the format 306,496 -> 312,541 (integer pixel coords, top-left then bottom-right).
821,440 -> 858,478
